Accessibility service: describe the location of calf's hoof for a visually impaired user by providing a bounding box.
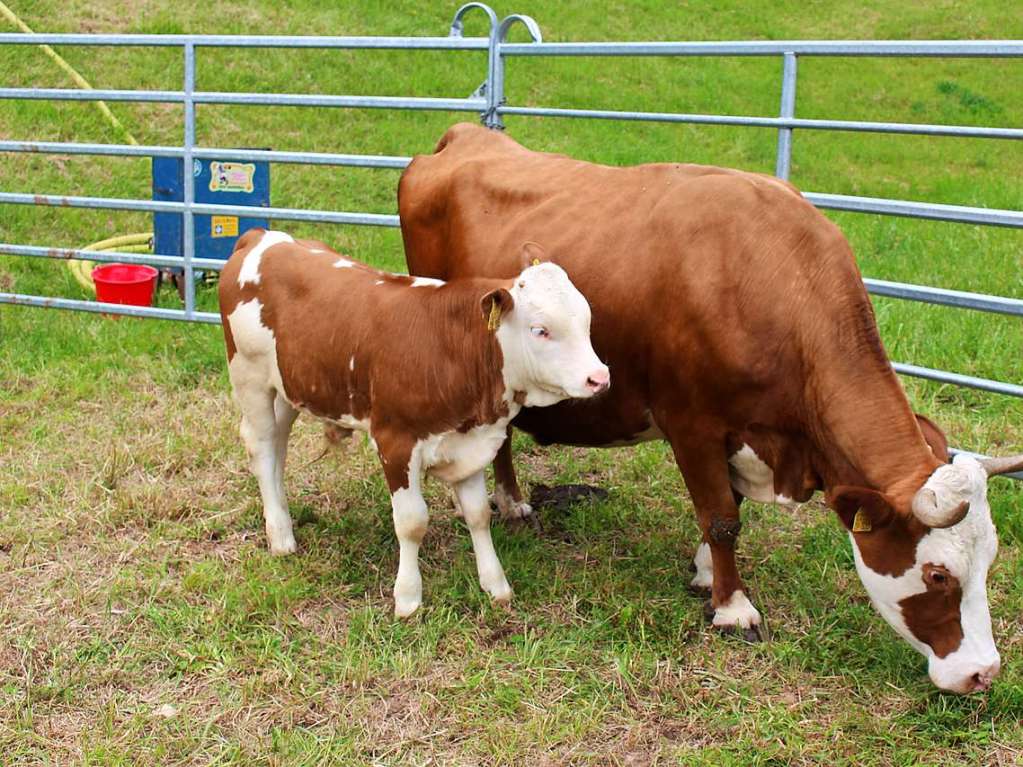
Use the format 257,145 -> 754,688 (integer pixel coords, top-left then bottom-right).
492,493 -> 534,521
689,583 -> 712,598
267,534 -> 298,556
486,581 -> 514,606
394,597 -> 422,618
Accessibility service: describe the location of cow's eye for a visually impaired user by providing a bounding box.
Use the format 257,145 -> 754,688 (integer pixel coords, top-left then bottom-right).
530,326 -> 550,339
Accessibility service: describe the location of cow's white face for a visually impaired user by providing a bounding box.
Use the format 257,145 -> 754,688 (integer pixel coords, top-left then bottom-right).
491,262 -> 609,407
841,456 -> 1001,693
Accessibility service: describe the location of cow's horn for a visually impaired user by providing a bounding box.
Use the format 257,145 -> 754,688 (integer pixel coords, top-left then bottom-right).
978,454 -> 1023,477
911,488 -> 970,528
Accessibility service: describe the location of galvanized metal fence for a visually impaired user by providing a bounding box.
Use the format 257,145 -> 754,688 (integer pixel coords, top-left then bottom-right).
1,5 -> 1021,422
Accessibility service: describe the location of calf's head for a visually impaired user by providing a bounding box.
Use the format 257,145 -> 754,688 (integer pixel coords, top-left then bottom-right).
482,257 -> 608,407
831,453 -> 1023,693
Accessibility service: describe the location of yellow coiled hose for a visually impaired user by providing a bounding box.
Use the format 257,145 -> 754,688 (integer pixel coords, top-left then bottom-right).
2,2 -> 150,296
68,233 -> 154,293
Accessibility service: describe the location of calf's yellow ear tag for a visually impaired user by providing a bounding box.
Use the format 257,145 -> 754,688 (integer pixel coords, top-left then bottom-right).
487,298 -> 502,331
532,258 -> 541,266
852,509 -> 872,533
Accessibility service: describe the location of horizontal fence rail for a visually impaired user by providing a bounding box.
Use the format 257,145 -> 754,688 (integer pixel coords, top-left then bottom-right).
0,4 -> 1020,471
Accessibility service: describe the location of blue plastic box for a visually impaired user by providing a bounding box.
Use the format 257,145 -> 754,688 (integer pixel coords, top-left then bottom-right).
152,156 -> 270,262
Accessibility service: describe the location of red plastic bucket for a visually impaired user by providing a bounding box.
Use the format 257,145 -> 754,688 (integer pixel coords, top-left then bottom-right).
91,263 -> 159,308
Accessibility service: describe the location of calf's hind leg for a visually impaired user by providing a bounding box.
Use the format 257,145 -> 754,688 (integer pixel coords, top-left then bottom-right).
491,427 -> 533,520
455,470 -> 513,604
232,377 -> 297,555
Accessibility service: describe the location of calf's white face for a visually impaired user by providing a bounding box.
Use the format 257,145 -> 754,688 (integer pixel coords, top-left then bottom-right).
841,456 -> 1001,693
491,262 -> 609,407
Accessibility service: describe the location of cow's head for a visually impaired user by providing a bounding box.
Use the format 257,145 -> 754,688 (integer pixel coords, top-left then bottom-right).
830,453 -> 1022,693
482,251 -> 609,407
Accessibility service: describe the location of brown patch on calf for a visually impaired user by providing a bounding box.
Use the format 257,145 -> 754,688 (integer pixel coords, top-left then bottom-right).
899,563 -> 964,657
218,232 -> 518,490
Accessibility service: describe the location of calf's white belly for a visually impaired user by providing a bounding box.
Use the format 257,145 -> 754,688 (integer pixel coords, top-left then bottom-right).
422,418 -> 515,483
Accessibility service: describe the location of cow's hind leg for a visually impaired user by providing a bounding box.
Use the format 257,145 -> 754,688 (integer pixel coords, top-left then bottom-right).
234,381 -> 296,555
669,435 -> 762,641
455,470 -> 513,604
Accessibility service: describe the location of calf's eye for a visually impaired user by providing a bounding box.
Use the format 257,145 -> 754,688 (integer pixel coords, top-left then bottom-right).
922,563 -> 953,588
530,326 -> 550,338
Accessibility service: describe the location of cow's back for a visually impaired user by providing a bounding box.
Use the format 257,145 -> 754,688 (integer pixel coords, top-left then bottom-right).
399,124 -> 868,445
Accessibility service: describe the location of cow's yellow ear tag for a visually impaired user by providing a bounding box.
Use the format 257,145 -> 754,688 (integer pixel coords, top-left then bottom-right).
487,298 -> 501,331
532,258 -> 541,266
852,509 -> 872,533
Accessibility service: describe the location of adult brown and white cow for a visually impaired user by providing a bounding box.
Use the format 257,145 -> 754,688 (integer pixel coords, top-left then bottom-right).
218,228 -> 608,617
398,123 -> 1023,693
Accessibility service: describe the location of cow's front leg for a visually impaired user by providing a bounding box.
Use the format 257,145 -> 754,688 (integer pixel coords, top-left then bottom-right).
379,439 -> 429,618
670,436 -> 762,641
689,490 -> 744,596
491,426 -> 533,520
454,470 -> 513,604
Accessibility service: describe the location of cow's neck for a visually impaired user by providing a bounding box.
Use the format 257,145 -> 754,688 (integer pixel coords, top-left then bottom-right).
806,305 -> 941,510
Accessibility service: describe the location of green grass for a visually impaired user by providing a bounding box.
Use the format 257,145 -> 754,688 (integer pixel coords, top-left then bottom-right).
2,0 -> 1022,764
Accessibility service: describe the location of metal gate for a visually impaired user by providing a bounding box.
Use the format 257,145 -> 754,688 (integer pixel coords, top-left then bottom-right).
1,3 -> 1021,461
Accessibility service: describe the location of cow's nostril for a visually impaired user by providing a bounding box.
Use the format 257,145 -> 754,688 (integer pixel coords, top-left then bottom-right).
586,376 -> 609,392
971,672 -> 991,692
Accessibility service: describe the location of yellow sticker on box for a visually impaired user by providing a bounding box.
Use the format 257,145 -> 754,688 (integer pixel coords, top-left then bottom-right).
208,161 -> 255,193
211,216 -> 239,238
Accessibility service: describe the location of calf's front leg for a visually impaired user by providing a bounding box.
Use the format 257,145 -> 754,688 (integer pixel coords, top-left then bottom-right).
379,438 -> 430,618
454,470 -> 513,604
491,427 -> 533,520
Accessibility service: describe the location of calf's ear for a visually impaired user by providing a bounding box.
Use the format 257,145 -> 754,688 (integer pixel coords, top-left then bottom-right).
915,413 -> 949,462
481,287 -> 515,330
520,241 -> 547,268
829,486 -> 897,533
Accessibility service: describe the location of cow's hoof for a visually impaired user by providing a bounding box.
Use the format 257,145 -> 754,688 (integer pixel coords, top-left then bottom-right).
702,598 -> 764,642
702,599 -> 716,623
689,583 -> 712,598
718,625 -> 764,643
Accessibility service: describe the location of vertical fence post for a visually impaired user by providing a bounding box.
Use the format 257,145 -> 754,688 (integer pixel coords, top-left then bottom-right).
490,14 -> 542,131
449,4 -> 500,128
182,42 -> 196,318
775,52 -> 798,180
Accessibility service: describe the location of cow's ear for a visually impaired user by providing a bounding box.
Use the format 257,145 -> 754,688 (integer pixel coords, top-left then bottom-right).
520,241 -> 547,268
480,287 -> 514,331
829,486 -> 897,533
915,413 -> 949,462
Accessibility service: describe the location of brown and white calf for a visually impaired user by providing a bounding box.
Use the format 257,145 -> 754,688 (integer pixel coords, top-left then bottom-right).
399,123 -> 1023,692
218,229 -> 608,617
